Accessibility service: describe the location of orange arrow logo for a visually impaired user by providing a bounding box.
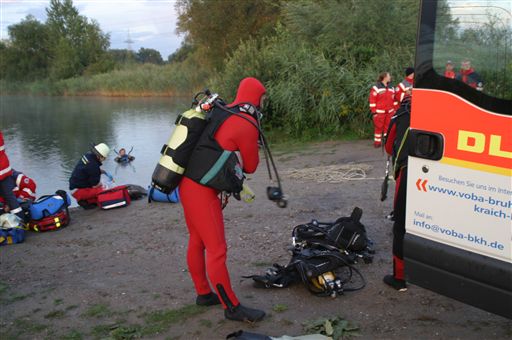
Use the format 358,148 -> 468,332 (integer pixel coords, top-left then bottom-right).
416,178 -> 428,192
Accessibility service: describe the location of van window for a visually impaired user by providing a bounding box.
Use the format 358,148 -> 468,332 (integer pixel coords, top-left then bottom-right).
433,1 -> 512,100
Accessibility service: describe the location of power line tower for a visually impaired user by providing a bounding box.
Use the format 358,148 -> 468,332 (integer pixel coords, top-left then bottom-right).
124,30 -> 134,51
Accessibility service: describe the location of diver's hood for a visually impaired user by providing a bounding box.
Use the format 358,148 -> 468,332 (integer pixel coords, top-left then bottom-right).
228,77 -> 266,109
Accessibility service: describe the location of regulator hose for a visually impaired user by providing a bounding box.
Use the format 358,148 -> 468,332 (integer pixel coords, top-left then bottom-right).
211,99 -> 288,208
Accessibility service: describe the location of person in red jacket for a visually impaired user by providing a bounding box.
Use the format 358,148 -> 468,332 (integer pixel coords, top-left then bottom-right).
180,77 -> 266,322
369,72 -> 397,147
395,67 -> 414,107
0,169 -> 37,205
456,59 -> 484,91
0,132 -> 25,221
444,60 -> 456,79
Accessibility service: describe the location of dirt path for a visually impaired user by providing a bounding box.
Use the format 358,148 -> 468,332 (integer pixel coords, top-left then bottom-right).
1,140 -> 510,340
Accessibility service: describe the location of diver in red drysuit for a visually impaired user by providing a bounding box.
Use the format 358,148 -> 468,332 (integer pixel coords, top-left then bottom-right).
180,77 -> 266,322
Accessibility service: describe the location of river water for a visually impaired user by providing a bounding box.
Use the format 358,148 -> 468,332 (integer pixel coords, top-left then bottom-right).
1,95 -> 188,205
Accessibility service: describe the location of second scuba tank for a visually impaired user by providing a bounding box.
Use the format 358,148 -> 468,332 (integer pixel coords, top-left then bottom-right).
151,108 -> 207,193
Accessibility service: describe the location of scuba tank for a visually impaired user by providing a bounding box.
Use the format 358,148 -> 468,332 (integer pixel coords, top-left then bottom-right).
151,91 -> 218,194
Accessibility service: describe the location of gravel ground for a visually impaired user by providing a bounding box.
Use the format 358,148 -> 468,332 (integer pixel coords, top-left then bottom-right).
1,140 -> 510,340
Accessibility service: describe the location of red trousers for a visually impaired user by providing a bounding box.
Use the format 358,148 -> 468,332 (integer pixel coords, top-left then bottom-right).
72,186 -> 104,204
180,177 -> 239,309
372,112 -> 392,147
392,167 -> 407,280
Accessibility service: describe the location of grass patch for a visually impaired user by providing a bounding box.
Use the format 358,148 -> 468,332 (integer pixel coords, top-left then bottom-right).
272,304 -> 288,313
83,303 -> 113,318
86,304 -> 208,339
140,304 -> 208,336
45,310 -> 66,319
60,329 -> 84,340
66,304 -> 79,311
91,323 -> 120,338
110,325 -> 142,339
0,281 -> 8,295
1,318 -> 49,339
54,298 -> 64,306
1,292 -> 35,305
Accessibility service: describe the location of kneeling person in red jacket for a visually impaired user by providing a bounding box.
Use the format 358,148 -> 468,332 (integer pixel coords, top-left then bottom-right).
69,143 -> 112,208
0,132 -> 27,221
0,169 -> 37,205
180,78 -> 266,322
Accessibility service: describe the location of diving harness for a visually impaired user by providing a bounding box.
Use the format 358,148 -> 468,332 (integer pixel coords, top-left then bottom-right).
192,89 -> 288,209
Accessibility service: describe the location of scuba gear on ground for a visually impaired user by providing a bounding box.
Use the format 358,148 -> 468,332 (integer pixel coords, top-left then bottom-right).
292,207 -> 373,256
97,185 -> 131,210
380,156 -> 390,201
248,247 -> 366,298
93,143 -> 110,158
245,208 -> 372,298
148,186 -> 179,203
217,284 -> 266,322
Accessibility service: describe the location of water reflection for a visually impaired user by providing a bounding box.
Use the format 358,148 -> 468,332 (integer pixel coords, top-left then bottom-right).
1,95 -> 188,203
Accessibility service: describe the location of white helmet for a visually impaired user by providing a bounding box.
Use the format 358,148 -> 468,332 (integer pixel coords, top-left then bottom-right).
93,143 -> 110,158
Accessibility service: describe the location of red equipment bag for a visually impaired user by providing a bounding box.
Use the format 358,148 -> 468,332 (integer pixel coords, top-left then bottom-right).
27,209 -> 70,232
97,185 -> 131,210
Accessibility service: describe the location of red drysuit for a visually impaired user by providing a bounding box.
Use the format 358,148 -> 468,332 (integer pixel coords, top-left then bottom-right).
180,77 -> 264,309
369,82 -> 396,147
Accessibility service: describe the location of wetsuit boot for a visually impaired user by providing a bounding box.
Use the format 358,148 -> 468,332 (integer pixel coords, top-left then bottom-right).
196,292 -> 221,306
217,284 -> 265,322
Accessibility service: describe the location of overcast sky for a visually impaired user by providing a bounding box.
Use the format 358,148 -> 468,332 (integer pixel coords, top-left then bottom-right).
0,0 -> 184,58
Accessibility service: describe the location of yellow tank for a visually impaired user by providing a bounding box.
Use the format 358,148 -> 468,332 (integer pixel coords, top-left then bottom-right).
151,108 -> 206,193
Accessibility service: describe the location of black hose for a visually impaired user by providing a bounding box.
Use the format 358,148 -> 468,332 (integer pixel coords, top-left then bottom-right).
212,100 -> 285,194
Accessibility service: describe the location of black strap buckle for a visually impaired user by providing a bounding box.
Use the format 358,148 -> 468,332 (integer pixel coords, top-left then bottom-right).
160,144 -> 175,158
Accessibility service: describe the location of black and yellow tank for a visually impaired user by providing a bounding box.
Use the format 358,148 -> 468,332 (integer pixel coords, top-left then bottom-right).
151,108 -> 207,193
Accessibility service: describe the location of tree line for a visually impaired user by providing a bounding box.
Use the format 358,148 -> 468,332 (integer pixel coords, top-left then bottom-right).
2,0 -> 509,139
0,0 -> 167,82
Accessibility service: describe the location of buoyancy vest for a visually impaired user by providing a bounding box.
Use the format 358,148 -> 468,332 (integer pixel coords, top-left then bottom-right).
184,106 -> 258,194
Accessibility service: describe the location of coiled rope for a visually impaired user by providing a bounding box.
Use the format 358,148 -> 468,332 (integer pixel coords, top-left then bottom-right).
284,164 -> 382,183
